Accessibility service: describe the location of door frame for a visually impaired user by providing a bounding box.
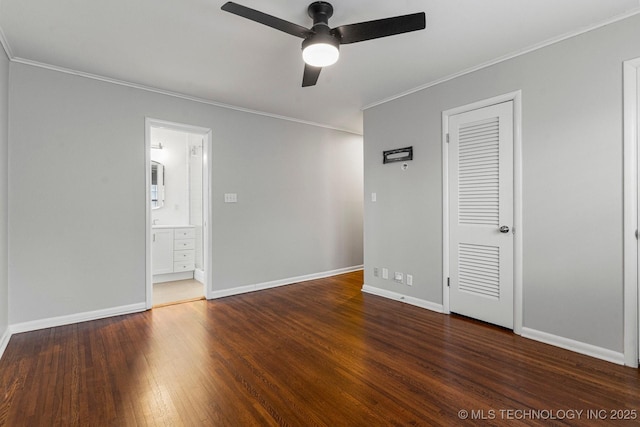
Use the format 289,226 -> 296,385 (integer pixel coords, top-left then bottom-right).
623,57 -> 640,367
442,91 -> 523,334
145,118 -> 213,309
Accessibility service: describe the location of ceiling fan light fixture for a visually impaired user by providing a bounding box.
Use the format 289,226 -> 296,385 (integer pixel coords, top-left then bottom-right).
302,42 -> 339,67
302,33 -> 340,67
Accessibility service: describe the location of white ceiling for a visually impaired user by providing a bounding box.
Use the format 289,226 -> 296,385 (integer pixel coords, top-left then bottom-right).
1,0 -> 639,134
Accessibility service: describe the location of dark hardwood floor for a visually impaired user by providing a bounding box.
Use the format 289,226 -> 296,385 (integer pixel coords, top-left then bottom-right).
1,271 -> 639,426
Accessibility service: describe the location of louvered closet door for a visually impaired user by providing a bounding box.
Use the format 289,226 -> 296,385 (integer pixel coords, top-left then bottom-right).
449,101 -> 514,329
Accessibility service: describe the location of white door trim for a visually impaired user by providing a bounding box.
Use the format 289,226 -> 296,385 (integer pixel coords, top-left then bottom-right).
145,118 -> 214,309
442,91 -> 523,334
623,58 -> 640,367
202,129 -> 213,301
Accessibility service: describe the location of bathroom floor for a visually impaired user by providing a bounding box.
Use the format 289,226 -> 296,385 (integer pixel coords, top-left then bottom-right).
153,279 -> 205,307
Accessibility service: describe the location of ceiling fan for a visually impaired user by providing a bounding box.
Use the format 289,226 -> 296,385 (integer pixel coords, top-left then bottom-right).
221,2 -> 426,87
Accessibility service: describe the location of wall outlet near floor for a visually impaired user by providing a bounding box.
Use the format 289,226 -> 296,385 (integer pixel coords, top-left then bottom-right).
382,268 -> 389,279
394,272 -> 403,283
406,274 -> 413,286
373,267 -> 379,277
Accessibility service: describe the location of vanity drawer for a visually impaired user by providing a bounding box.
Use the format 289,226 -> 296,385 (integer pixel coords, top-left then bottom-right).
174,239 -> 195,250
174,228 -> 195,239
174,250 -> 195,262
173,261 -> 195,272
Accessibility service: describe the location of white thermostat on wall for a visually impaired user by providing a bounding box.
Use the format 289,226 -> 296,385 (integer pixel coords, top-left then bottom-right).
224,193 -> 238,203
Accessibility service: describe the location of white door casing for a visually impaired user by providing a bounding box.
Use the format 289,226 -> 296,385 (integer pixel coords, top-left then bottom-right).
145,118 -> 213,309
622,57 -> 640,367
448,101 -> 514,329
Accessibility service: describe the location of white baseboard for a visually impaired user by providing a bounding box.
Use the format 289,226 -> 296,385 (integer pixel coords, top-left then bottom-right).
361,284 -> 444,313
360,286 -> 625,366
194,269 -> 205,284
9,303 -> 147,335
521,327 -> 625,365
0,326 -> 10,359
209,265 -> 364,299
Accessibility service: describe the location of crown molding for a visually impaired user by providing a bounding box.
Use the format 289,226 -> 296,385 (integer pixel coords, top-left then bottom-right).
0,17 -> 362,135
3,5 -> 639,128
363,7 -> 640,111
12,57 -> 362,136
0,21 -> 13,59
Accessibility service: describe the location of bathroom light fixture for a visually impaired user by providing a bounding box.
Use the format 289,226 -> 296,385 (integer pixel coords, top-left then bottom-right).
151,143 -> 164,150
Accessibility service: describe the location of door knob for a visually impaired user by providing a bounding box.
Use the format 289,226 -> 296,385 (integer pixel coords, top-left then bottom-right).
499,226 -> 510,233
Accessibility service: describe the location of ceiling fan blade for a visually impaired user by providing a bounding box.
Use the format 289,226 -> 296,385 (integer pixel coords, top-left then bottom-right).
221,2 -> 311,38
332,12 -> 425,44
302,64 -> 322,87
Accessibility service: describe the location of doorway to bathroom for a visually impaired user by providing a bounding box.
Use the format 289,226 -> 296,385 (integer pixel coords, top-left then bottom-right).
145,118 -> 212,308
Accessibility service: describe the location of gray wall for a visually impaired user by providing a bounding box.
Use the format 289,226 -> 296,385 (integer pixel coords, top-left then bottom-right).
8,62 -> 363,325
0,48 -> 8,338
364,14 -> 640,353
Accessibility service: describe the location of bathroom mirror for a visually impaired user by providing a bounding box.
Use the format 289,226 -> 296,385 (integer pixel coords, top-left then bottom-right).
151,161 -> 165,209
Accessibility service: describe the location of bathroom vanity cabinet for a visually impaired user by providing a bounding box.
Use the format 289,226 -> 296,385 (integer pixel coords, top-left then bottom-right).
152,226 -> 196,276
152,228 -> 174,274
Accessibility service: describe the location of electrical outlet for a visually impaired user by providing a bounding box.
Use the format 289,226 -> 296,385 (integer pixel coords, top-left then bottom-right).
373,267 -> 379,277
382,268 -> 389,279
394,272 -> 403,283
406,274 -> 413,286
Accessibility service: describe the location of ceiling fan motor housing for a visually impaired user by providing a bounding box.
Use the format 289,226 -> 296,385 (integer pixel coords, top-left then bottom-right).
301,28 -> 339,51
308,2 -> 334,26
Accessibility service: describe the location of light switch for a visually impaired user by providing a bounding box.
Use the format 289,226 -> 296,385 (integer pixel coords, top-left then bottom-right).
371,192 -> 377,202
224,193 -> 237,203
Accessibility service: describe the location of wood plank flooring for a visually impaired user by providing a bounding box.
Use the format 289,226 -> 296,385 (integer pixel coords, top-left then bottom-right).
1,271 -> 639,426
